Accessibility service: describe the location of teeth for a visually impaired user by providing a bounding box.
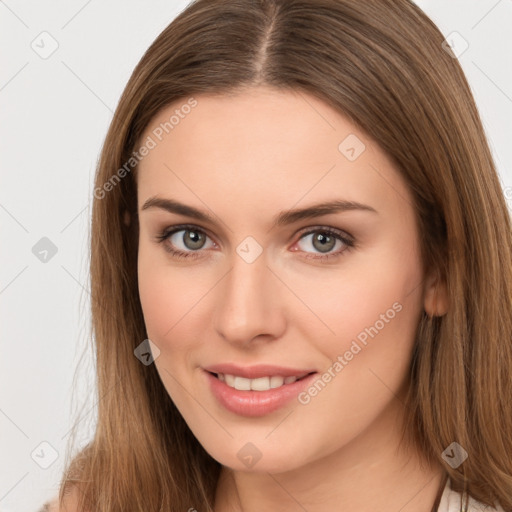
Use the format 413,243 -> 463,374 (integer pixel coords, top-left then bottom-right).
217,373 -> 304,391
270,376 -> 284,389
251,377 -> 270,391
234,376 -> 251,391
224,374 -> 235,387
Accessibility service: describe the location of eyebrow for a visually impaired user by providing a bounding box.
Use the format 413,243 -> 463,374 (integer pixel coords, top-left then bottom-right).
141,196 -> 378,227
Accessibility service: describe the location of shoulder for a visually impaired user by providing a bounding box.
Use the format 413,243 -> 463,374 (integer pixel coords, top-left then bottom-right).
37,487 -> 81,512
37,500 -> 58,512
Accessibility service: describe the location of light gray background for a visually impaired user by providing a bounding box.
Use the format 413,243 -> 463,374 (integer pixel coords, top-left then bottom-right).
1,1 -> 511,511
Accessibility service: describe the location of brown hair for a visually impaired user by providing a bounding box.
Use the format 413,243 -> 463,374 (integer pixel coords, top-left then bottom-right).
58,0 -> 512,510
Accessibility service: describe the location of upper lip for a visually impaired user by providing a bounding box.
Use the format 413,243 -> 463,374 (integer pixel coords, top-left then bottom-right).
203,363 -> 317,379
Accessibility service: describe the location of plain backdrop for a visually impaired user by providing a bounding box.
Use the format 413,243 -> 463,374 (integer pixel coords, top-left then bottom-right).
1,1 -> 511,510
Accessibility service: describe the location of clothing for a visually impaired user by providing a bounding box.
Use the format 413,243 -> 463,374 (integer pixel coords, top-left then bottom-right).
438,478 -> 506,512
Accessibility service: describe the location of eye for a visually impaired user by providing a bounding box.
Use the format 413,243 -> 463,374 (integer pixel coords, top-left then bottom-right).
155,224 -> 355,262
293,227 -> 354,260
155,224 -> 216,259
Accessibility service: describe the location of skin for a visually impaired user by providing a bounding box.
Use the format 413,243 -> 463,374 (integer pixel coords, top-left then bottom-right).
136,86 -> 448,512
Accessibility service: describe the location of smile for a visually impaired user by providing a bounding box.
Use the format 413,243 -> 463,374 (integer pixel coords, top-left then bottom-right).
203,367 -> 318,417
215,373 -> 311,391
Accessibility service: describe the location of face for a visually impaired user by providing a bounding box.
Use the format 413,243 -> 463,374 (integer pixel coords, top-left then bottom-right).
136,86 -> 434,473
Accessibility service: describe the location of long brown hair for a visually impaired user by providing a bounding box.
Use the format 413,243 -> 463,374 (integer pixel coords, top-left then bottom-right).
58,0 -> 512,510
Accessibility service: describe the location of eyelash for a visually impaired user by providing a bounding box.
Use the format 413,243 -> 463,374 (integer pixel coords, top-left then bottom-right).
154,223 -> 355,262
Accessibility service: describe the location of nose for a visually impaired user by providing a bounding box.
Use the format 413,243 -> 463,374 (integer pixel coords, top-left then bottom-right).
212,246 -> 286,347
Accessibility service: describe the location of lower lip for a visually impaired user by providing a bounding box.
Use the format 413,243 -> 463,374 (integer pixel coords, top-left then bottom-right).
204,370 -> 317,417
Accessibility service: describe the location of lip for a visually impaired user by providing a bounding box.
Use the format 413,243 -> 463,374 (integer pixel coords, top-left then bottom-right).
203,365 -> 318,417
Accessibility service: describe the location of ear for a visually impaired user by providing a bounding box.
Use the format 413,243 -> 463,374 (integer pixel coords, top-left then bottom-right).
123,209 -> 131,226
423,269 -> 449,317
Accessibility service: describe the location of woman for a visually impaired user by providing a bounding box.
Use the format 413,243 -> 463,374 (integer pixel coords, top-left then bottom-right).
41,0 -> 512,510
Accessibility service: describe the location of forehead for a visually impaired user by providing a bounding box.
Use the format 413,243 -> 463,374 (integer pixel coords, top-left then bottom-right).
136,87 -> 413,223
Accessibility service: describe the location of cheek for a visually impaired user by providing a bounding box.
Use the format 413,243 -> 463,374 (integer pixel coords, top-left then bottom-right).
287,249 -> 423,454
137,251 -> 208,408
288,241 -> 423,353
283,240 -> 425,426
137,246 -> 201,350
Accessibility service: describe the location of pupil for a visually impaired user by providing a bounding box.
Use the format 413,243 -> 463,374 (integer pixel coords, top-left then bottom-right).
184,230 -> 205,250
313,233 -> 335,253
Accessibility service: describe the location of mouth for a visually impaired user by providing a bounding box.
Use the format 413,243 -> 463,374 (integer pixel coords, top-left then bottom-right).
203,367 -> 318,417
208,371 -> 315,391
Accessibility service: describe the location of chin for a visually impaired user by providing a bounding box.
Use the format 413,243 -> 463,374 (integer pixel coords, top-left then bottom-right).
198,436 -> 314,474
